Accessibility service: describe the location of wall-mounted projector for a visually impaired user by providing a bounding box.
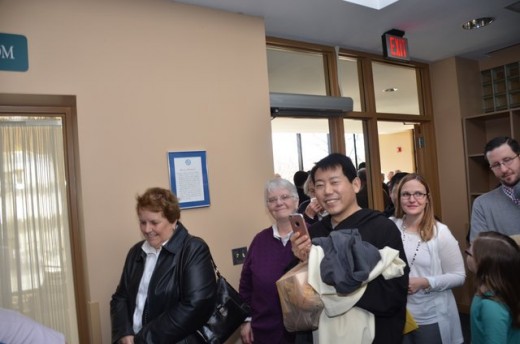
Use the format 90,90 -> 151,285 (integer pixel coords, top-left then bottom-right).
270,92 -> 353,116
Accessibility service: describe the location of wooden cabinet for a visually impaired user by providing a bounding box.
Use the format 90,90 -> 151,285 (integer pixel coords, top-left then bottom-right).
481,62 -> 520,113
463,109 -> 520,207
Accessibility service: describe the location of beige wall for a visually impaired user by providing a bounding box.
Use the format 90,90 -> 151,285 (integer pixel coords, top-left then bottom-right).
379,130 -> 415,178
0,1 -> 273,343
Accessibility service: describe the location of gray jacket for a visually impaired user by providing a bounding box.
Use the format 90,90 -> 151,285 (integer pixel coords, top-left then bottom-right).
470,186 -> 520,241
312,228 -> 380,294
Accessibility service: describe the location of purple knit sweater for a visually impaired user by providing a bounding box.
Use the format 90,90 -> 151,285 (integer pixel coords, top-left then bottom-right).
239,227 -> 296,343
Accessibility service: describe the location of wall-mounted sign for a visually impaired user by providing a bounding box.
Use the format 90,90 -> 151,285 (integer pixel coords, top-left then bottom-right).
168,150 -> 210,209
0,33 -> 29,72
382,29 -> 410,61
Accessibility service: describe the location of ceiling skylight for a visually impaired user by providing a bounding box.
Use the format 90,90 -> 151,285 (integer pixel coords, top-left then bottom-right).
341,0 -> 399,10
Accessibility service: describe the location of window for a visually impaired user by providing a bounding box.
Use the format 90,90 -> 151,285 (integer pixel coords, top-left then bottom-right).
343,119 -> 366,168
267,47 -> 327,95
271,117 -> 329,180
372,61 -> 420,115
338,57 -> 362,112
0,115 -> 80,343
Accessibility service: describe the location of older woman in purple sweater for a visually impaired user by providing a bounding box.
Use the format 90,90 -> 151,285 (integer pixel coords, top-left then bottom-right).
239,178 -> 298,344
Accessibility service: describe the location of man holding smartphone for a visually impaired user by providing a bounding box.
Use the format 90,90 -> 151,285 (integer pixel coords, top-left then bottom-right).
291,153 -> 409,344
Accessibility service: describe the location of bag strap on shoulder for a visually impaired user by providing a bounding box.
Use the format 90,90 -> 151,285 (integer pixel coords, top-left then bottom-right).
177,236 -> 219,298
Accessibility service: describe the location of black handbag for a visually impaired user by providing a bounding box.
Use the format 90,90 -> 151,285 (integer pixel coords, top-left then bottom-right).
195,258 -> 251,343
179,237 -> 250,344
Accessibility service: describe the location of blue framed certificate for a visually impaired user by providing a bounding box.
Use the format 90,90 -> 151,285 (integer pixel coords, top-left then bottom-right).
167,151 -> 210,209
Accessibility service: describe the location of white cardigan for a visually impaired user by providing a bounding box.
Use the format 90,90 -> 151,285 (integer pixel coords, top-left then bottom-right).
392,218 -> 466,344
308,245 -> 406,344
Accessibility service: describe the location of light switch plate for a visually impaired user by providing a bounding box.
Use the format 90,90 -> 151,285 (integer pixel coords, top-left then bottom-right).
232,247 -> 247,265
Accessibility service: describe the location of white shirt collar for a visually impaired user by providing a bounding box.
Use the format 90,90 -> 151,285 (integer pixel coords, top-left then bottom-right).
272,224 -> 292,246
141,239 -> 166,255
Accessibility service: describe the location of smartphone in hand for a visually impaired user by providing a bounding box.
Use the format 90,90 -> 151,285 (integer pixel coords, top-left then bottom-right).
289,213 -> 309,237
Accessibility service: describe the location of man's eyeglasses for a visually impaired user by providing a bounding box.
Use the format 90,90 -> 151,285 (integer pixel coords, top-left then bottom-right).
489,154 -> 519,171
400,192 -> 428,200
464,249 -> 472,257
267,194 -> 294,204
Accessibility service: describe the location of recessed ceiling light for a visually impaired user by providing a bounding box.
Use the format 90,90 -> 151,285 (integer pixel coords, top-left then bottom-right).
384,88 -> 398,92
462,17 -> 495,30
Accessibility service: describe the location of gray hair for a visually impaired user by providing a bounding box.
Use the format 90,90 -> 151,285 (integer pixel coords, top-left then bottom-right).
264,177 -> 299,203
303,175 -> 314,196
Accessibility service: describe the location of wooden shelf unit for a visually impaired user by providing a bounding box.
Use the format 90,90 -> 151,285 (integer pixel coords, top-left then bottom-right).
481,62 -> 520,113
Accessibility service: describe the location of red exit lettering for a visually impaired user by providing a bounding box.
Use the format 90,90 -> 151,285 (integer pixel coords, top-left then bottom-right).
383,33 -> 410,61
389,36 -> 408,58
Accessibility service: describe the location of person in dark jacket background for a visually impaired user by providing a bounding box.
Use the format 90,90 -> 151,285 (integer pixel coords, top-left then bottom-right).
291,153 -> 409,344
293,170 -> 310,206
383,172 -> 409,217
110,187 -> 216,344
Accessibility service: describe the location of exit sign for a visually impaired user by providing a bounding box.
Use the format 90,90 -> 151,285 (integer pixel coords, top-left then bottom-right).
382,33 -> 410,61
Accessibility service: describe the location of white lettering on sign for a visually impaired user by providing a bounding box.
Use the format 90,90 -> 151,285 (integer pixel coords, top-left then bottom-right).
0,45 -> 15,59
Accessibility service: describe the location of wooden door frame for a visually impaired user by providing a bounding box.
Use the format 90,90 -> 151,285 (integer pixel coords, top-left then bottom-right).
0,94 -> 90,344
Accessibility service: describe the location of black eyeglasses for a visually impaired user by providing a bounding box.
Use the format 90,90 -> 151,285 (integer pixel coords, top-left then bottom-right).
400,192 -> 428,200
464,249 -> 472,257
489,154 -> 519,170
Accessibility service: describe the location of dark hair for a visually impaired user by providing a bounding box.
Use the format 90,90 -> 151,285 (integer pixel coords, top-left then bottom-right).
293,170 -> 309,188
358,162 -> 366,170
357,168 -> 367,182
310,153 -> 357,183
484,137 -> 520,159
388,172 -> 409,193
472,231 -> 520,328
136,187 -> 181,223
394,173 -> 436,242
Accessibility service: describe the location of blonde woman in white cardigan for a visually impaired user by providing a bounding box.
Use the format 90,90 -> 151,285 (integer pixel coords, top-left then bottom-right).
391,173 -> 465,344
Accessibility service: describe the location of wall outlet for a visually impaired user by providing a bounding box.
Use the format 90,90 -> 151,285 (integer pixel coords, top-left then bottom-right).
231,247 -> 247,265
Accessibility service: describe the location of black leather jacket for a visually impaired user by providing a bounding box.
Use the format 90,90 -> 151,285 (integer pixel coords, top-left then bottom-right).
110,223 -> 217,344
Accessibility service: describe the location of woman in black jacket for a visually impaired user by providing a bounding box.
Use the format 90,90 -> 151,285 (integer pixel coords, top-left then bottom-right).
111,187 -> 216,344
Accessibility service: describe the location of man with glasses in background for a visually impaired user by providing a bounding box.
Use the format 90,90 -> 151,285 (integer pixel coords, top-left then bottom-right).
470,136 -> 520,241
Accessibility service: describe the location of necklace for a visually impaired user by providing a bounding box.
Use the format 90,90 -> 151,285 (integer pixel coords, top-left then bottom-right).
402,219 -> 422,268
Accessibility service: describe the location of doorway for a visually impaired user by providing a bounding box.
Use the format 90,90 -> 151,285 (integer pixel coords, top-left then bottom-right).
0,97 -> 86,343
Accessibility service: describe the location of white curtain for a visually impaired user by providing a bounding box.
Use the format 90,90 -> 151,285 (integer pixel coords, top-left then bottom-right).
0,116 -> 79,343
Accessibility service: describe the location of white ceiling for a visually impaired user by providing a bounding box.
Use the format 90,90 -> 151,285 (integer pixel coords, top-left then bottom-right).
174,0 -> 520,63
